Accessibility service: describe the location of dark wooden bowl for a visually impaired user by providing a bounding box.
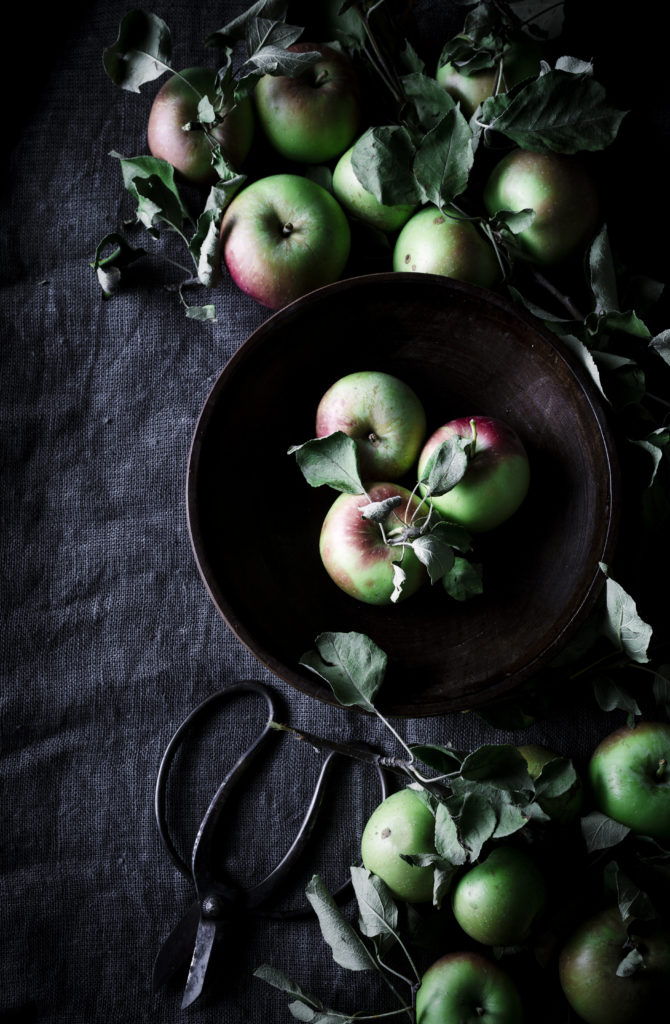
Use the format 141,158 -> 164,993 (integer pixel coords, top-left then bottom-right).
187,274 -> 619,716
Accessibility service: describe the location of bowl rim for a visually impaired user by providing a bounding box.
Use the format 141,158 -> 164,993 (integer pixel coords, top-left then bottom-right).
186,271 -> 620,716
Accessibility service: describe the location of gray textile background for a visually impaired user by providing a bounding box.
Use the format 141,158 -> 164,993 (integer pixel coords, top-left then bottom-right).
2,2 -> 668,1022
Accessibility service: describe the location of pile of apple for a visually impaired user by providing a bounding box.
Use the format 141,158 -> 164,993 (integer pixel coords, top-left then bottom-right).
291,369 -> 530,604
360,723 -> 670,1024
143,29 -> 600,310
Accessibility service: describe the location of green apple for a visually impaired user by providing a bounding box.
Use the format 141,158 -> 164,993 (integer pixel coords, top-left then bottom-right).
483,148 -> 599,265
393,206 -> 499,287
147,67 -> 254,185
588,721 -> 670,842
315,370 -> 426,480
418,416 -> 530,532
220,173 -> 350,309
452,846 -> 547,946
320,483 -> 428,605
518,744 -> 583,823
332,144 -> 416,232
254,43 -> 360,163
416,951 -> 524,1024
559,906 -> 670,1024
436,38 -> 541,119
360,789 -> 436,902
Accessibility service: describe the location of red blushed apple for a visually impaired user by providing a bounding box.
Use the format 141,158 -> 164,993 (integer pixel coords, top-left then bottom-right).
315,370 -> 427,481
319,483 -> 428,605
147,67 -> 254,185
254,43 -> 360,164
418,416 -> 530,532
220,173 -> 351,309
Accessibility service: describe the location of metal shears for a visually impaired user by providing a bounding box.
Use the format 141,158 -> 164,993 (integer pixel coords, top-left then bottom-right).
152,681 -> 388,1008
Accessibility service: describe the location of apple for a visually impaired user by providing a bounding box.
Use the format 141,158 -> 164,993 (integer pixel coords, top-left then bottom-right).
436,38 -> 541,119
315,370 -> 426,480
518,744 -> 583,823
483,149 -> 600,265
587,721 -> 670,842
558,906 -> 670,1024
392,206 -> 499,287
254,43 -> 360,163
220,173 -> 351,309
415,951 -> 523,1024
417,416 -> 530,532
147,67 -> 254,185
360,789 -> 436,902
451,845 -> 547,947
332,144 -> 416,232
320,482 -> 428,605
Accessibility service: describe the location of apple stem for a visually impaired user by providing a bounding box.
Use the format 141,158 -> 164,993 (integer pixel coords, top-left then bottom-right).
656,757 -> 667,780
281,222 -> 294,237
313,68 -> 329,87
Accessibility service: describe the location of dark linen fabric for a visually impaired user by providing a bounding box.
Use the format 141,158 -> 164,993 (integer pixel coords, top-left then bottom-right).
2,2 -> 669,1022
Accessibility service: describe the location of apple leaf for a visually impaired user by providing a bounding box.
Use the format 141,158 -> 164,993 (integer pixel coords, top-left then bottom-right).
288,433 -> 364,495
410,744 -> 464,774
420,436 -> 471,496
600,568 -> 653,664
410,531 -> 455,583
558,333 -> 608,403
190,174 -> 246,286
305,876 -> 376,972
300,631 -> 387,712
205,0 -> 289,47
413,107 -> 474,208
442,556 -> 483,601
351,126 -> 422,206
110,152 -> 190,238
480,68 -> 627,152
616,948 -> 645,978
581,810 -> 631,853
245,17 -> 303,54
184,302 -> 217,322
509,0 -> 565,40
358,496 -> 402,522
434,802 -> 469,866
390,562 -> 407,604
244,45 -> 322,78
253,965 -> 330,1015
350,867 -> 399,948
456,790 -> 497,860
460,745 -> 534,793
592,676 -> 641,718
650,329 -> 670,367
604,861 -> 655,923
490,208 -> 536,235
91,232 -> 146,298
401,72 -> 456,131
103,10 -> 172,93
430,521 -> 472,552
588,223 -> 619,313
533,757 -> 578,800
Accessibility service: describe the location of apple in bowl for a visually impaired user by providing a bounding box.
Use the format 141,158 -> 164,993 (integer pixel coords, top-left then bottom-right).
319,482 -> 428,605
418,415 -> 530,532
315,370 -> 426,480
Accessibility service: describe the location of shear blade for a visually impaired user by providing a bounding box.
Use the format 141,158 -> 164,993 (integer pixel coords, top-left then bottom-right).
181,917 -> 217,1009
152,901 -> 200,993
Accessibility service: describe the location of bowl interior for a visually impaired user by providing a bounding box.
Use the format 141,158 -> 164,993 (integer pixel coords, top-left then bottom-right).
188,274 -> 618,716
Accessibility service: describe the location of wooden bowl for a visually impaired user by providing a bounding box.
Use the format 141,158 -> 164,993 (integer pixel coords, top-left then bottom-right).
187,274 -> 619,716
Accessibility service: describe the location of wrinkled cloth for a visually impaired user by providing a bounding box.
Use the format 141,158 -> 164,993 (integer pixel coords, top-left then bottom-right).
1,2 -> 669,1022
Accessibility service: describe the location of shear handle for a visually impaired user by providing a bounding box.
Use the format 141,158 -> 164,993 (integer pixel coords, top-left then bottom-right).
154,681 -> 276,879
